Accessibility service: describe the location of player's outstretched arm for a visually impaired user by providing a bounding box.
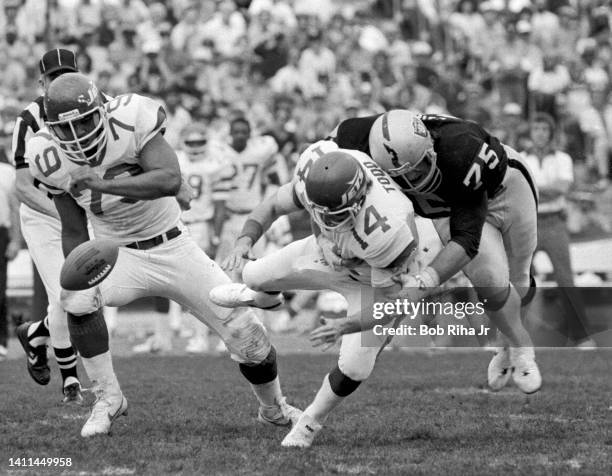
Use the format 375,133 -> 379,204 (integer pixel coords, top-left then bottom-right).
54,193 -> 90,258
70,133 -> 181,200
221,182 -> 301,272
15,168 -> 59,218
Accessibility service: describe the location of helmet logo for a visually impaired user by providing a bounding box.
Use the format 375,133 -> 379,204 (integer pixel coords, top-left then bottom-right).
383,143 -> 400,168
77,82 -> 98,106
412,117 -> 427,138
341,169 -> 365,205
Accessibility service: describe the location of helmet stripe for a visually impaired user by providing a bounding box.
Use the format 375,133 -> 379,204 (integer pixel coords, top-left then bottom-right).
381,112 -> 390,141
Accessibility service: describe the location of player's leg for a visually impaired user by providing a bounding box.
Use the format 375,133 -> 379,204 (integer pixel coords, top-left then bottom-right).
210,236 -> 349,308
17,206 -> 80,399
490,159 -> 542,392
149,233 -> 300,426
61,247 -> 150,437
283,286 -> 392,448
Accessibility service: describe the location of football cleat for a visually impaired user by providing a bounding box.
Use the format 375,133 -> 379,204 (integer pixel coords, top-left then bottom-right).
510,347 -> 542,394
209,283 -> 283,310
62,377 -> 84,405
81,382 -> 128,438
16,321 -> 50,385
487,347 -> 512,391
258,398 -> 302,427
281,413 -> 322,448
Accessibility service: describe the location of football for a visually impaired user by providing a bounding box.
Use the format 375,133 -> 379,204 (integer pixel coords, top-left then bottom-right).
60,239 -> 119,291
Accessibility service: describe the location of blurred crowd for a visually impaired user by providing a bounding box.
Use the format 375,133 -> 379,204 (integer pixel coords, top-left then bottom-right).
1,0 -> 612,227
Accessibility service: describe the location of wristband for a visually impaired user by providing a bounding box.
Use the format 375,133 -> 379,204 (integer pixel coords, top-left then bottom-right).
237,218 -> 264,245
416,266 -> 440,289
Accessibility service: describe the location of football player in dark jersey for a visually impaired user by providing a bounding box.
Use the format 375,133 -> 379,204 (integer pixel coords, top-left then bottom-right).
326,109 -> 541,394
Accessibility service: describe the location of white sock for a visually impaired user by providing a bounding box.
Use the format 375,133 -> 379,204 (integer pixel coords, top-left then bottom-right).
251,376 -> 283,408
81,351 -> 121,394
304,374 -> 344,423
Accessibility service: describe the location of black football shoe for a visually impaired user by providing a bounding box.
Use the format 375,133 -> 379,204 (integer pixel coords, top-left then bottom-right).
16,321 -> 51,385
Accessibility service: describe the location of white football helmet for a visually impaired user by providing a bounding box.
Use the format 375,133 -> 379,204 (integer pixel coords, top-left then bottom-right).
368,110 -> 441,194
181,123 -> 208,161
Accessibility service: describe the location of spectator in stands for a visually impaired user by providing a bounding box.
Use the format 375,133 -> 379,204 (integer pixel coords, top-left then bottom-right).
0,157 -> 20,359
522,113 -> 595,348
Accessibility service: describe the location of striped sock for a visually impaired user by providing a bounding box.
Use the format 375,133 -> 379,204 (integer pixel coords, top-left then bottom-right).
27,317 -> 50,348
53,346 -> 79,385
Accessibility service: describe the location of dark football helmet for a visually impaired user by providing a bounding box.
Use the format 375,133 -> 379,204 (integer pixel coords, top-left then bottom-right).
44,73 -> 108,166
305,151 -> 370,232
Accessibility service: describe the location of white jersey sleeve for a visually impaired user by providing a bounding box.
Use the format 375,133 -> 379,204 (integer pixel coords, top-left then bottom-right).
132,95 -> 167,153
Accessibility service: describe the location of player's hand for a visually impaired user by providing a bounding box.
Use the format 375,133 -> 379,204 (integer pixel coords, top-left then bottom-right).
69,167 -> 103,195
5,239 -> 20,261
317,235 -> 361,270
176,178 -> 195,211
310,319 -> 344,351
393,273 -> 424,301
221,237 -> 252,273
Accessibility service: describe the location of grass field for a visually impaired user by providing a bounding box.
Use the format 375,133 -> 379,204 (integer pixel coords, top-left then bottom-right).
1,350 -> 611,476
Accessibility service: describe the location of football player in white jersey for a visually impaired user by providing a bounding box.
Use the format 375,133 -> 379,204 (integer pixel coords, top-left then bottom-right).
215,116 -> 280,274
27,73 -> 300,438
210,141 -> 440,447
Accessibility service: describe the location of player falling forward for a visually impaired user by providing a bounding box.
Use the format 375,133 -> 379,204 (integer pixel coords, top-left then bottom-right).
329,110 -> 541,393
211,141 -> 441,447
27,73 -> 299,437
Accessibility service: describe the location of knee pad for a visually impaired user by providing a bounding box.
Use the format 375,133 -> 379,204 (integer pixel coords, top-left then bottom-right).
521,275 -> 537,307
338,349 -> 378,382
224,309 -> 271,364
67,309 -> 108,358
478,285 -> 511,312
328,366 -> 362,397
239,346 -> 277,385
60,288 -> 101,316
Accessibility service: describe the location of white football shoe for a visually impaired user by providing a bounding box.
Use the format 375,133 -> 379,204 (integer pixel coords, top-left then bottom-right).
487,347 -> 512,391
81,381 -> 128,438
510,347 -> 542,394
258,397 -> 302,427
209,283 -> 284,309
281,413 -> 322,448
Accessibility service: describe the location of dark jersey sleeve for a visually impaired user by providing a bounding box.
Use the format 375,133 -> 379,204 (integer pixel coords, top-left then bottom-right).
332,115 -> 381,154
12,96 -> 44,169
449,192 -> 488,258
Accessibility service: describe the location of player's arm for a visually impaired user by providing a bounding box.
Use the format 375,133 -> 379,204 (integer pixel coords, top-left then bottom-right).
15,168 -> 59,217
221,181 -> 301,272
69,133 -> 181,200
6,183 -> 22,260
425,194 -> 487,285
53,193 -> 90,257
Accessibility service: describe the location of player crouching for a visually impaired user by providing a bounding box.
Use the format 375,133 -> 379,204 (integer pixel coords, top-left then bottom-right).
27,73 -> 300,437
